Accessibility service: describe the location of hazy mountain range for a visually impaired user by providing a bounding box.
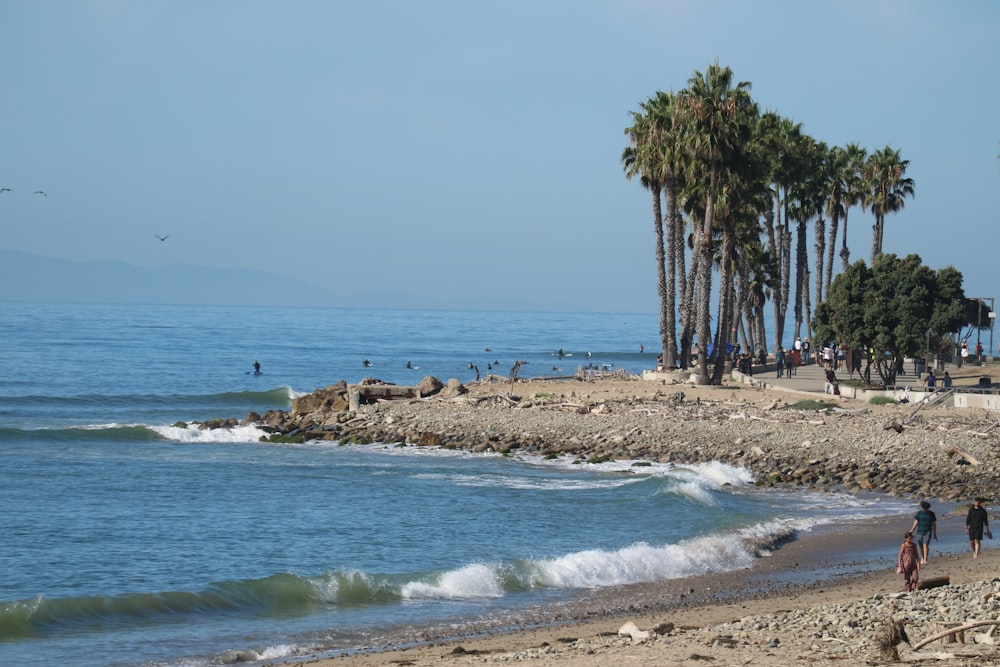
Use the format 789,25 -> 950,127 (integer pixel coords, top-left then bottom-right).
0,250 -> 585,311
0,249 -> 427,309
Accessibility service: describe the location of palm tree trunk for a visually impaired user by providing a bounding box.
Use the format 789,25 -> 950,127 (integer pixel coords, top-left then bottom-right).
663,180 -> 682,367
814,217 -> 826,306
650,185 -> 669,368
695,239 -> 713,383
794,220 -> 807,339
840,208 -> 851,271
871,217 -> 881,265
695,168 -> 719,384
679,257 -> 696,370
711,232 -> 736,385
825,212 -> 838,295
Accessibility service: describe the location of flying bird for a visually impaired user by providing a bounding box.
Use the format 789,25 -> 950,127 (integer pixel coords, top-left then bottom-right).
154,234 -> 169,242
0,188 -> 11,193
33,190 -> 47,197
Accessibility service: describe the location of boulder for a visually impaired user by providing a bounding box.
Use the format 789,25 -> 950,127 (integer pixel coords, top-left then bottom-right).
439,378 -> 468,398
418,375 -> 444,397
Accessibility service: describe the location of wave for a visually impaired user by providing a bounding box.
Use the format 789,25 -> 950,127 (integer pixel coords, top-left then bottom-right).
0,386 -> 298,411
0,521 -> 800,642
0,422 -> 270,444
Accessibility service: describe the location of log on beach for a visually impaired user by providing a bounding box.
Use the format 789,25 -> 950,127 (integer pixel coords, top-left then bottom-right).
916,575 -> 951,591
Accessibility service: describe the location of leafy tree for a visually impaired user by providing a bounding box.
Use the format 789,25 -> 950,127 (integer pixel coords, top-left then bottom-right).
813,254 -> 972,387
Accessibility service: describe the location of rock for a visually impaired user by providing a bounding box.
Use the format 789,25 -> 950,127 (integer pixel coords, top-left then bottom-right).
439,378 -> 467,398
418,375 -> 444,397
617,621 -> 651,642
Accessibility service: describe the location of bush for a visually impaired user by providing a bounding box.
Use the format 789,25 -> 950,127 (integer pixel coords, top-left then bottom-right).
869,395 -> 898,405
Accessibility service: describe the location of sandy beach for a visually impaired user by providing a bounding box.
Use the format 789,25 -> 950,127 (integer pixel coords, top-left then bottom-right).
274,363 -> 1000,667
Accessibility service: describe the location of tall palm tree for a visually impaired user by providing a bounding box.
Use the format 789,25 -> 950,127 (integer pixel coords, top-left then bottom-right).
824,145 -> 848,296
757,112 -> 803,353
839,143 -> 867,271
864,145 -> 915,263
674,61 -> 757,383
623,91 -> 686,369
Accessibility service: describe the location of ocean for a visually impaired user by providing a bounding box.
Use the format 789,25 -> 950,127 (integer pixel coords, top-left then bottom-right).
0,302 -> 913,667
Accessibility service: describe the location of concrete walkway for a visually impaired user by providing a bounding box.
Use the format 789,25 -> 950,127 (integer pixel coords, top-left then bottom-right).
741,360 -> 835,398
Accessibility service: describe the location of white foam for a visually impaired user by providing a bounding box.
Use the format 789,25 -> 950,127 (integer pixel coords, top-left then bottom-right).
401,563 -> 503,600
412,472 -> 641,491
533,534 -> 757,588
152,423 -> 270,443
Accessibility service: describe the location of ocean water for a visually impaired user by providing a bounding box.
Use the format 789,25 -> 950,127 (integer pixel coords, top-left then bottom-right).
0,302 -> 909,667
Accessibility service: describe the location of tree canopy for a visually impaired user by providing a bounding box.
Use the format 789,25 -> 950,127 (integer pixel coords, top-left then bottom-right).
813,254 -> 972,386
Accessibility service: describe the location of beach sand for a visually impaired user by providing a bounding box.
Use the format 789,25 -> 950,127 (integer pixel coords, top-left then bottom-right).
283,370 -> 1000,667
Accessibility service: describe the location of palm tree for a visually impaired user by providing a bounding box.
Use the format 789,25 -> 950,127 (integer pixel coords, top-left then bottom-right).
674,61 -> 757,383
623,91 -> 685,368
757,112 -> 803,353
864,145 -> 915,264
824,145 -> 847,296
839,143 -> 867,271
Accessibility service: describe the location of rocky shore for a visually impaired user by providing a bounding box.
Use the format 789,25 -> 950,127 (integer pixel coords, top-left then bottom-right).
224,370 -> 1000,667
234,370 -> 1000,503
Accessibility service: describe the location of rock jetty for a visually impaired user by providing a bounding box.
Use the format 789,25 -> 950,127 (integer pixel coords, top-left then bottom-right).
238,373 -> 1000,502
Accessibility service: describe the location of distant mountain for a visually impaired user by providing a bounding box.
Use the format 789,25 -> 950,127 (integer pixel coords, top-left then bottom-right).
0,249 -> 342,307
0,250 -> 600,311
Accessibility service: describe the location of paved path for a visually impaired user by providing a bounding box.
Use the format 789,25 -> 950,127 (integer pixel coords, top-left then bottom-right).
743,360 -> 832,397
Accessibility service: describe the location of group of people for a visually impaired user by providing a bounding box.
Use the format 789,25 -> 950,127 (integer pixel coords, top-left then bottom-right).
897,498 -> 991,592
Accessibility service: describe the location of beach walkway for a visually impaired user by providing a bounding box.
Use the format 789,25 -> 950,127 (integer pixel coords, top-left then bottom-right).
746,359 -> 838,398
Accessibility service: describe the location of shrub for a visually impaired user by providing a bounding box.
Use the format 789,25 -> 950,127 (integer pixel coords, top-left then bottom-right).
869,395 -> 898,405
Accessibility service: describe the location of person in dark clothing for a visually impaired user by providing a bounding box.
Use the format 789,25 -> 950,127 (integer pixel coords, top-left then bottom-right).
910,500 -> 937,564
966,497 -> 991,559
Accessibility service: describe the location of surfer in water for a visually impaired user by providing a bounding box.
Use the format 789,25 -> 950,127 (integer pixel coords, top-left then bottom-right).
253,360 -> 261,375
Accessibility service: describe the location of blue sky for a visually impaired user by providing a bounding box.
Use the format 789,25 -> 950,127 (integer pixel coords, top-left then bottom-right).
1,1 -> 997,313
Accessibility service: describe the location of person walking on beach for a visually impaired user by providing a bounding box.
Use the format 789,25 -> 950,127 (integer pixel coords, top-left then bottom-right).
775,346 -> 786,378
943,371 -> 952,388
924,369 -> 936,392
966,497 -> 991,559
910,501 -> 937,564
897,532 -> 920,592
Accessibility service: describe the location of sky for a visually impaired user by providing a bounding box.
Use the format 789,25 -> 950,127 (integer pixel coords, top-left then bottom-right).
1,1 -> 997,313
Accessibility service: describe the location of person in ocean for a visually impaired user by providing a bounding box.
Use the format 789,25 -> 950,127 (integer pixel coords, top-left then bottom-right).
253,360 -> 261,375
897,531 -> 920,592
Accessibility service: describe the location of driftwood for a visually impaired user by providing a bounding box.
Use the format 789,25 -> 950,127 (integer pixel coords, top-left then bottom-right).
904,399 -> 928,425
938,440 -> 983,465
916,575 -> 950,590
911,620 -> 1000,652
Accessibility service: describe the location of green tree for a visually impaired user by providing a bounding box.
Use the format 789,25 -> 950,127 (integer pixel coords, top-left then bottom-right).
814,254 -> 972,387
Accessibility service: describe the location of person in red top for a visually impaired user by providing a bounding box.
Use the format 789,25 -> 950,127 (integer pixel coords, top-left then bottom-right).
897,532 -> 920,592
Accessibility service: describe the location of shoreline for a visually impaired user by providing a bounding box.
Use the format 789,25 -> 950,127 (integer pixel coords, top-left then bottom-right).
293,509 -> 999,667
256,371 -> 1000,666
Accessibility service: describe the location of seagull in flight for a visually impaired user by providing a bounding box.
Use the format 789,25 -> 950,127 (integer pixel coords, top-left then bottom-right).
154,234 -> 169,242
33,190 -> 47,197
0,188 -> 11,193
